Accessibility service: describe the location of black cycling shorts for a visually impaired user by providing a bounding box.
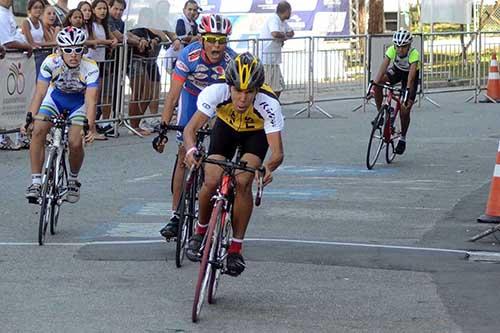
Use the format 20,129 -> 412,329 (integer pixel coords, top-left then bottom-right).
386,66 -> 420,102
208,118 -> 269,161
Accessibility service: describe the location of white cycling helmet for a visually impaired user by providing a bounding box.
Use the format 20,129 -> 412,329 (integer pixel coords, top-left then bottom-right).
198,14 -> 232,35
57,26 -> 87,47
393,29 -> 413,47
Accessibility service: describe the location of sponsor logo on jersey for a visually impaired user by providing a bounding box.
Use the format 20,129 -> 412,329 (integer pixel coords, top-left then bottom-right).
213,66 -> 225,75
188,49 -> 202,62
194,72 -> 209,80
195,64 -> 209,72
176,60 -> 189,72
211,74 -> 221,80
224,52 -> 232,62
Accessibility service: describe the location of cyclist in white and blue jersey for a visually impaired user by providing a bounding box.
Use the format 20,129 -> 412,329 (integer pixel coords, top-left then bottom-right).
26,27 -> 99,203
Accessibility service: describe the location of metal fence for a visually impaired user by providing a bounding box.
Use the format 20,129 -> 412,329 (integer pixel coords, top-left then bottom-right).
2,31 -> 500,135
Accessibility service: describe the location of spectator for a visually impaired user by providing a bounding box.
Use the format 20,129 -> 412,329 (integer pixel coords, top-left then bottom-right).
0,0 -> 33,150
53,0 -> 69,27
63,8 -> 84,29
86,0 -> 118,139
41,5 -> 60,43
77,1 -> 93,38
164,0 -> 198,74
21,0 -> 46,77
0,43 -> 5,58
259,0 -> 294,98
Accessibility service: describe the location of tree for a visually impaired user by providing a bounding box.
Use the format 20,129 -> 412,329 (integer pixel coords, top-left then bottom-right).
368,0 -> 384,34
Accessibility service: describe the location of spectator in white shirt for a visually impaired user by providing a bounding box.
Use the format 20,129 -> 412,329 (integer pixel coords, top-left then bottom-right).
0,0 -> 33,150
259,1 -> 294,98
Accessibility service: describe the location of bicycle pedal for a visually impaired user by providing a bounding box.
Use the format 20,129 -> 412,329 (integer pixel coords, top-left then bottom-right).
27,197 -> 39,205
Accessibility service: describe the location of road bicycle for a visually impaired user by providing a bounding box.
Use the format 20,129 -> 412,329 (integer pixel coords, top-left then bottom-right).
28,110 -> 88,245
366,81 -> 407,170
152,124 -> 211,267
191,146 -> 265,322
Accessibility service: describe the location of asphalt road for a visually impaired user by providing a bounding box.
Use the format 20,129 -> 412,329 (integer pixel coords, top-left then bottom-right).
1,92 -> 500,332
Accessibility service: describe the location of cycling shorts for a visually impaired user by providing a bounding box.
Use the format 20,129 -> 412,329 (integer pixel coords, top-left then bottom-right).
208,118 -> 268,161
38,87 -> 86,125
176,89 -> 198,141
386,66 -> 420,102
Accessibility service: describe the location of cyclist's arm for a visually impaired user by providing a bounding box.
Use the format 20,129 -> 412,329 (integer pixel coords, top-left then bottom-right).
406,62 -> 418,105
264,131 -> 284,172
184,111 -> 209,150
374,57 -> 390,83
85,87 -> 98,130
161,76 -> 183,125
28,80 -> 50,117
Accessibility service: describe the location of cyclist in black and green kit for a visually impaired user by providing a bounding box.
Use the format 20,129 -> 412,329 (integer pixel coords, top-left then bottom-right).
373,29 -> 419,155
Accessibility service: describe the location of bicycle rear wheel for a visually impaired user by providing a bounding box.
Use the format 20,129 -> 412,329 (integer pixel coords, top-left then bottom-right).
192,200 -> 221,323
208,206 -> 231,304
366,109 -> 385,170
39,151 -> 56,245
50,153 -> 67,235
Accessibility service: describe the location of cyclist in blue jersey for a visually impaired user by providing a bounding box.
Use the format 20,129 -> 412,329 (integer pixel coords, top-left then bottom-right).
25,27 -> 99,203
159,14 -> 236,239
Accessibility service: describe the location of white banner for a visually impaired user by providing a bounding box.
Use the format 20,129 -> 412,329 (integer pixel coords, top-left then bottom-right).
0,52 -> 36,130
421,0 -> 472,24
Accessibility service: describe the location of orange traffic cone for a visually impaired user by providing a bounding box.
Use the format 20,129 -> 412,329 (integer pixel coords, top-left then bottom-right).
478,140 -> 500,223
484,52 -> 500,103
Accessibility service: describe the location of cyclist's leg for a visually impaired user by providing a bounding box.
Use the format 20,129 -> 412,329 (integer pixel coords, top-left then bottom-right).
27,93 -> 56,198
226,130 -> 268,276
374,72 -> 390,111
65,105 -> 87,203
160,89 -> 199,237
187,119 -> 235,256
399,70 -> 418,138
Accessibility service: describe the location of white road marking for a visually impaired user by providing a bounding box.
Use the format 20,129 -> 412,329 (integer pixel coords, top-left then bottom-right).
0,237 -> 488,258
126,173 -> 163,183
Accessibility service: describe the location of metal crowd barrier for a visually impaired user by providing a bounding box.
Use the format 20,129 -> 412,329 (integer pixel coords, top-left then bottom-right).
3,31 -> 500,137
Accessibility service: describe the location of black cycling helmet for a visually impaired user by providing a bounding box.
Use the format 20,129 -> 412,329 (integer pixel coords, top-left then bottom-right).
225,52 -> 265,91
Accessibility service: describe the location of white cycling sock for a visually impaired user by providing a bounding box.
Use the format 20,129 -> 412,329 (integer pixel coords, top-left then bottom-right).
69,172 -> 78,181
32,174 -> 42,185
399,136 -> 406,142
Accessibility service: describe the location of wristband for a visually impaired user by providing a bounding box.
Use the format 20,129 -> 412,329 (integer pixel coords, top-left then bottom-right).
186,147 -> 198,156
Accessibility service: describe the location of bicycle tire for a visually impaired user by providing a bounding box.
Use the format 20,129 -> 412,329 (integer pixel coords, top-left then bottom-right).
366,109 -> 385,170
175,185 -> 189,268
170,154 -> 178,194
50,153 -> 67,235
385,108 -> 397,164
192,200 -> 221,323
39,151 -> 56,245
208,205 -> 231,304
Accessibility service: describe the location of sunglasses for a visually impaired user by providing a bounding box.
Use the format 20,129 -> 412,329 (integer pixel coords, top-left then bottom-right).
202,35 -> 228,44
61,47 -> 85,55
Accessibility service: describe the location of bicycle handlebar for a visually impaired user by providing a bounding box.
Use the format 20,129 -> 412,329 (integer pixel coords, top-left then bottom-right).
367,80 -> 408,103
203,158 -> 265,206
152,123 -> 212,153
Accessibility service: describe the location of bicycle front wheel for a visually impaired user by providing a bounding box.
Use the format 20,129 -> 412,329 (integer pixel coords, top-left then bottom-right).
385,108 -> 396,164
50,153 -> 67,235
175,186 -> 190,268
208,205 -> 231,304
366,109 -> 385,170
192,200 -> 222,323
39,151 -> 56,245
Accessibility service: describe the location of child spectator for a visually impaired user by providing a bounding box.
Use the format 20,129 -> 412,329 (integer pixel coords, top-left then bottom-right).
21,0 -> 46,77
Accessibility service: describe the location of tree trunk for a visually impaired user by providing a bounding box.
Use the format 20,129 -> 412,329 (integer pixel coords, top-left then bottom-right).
368,0 -> 384,34
359,0 -> 366,34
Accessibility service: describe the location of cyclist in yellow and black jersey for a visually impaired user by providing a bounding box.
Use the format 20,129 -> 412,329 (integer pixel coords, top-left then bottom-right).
183,52 -> 284,276
373,29 -> 420,155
